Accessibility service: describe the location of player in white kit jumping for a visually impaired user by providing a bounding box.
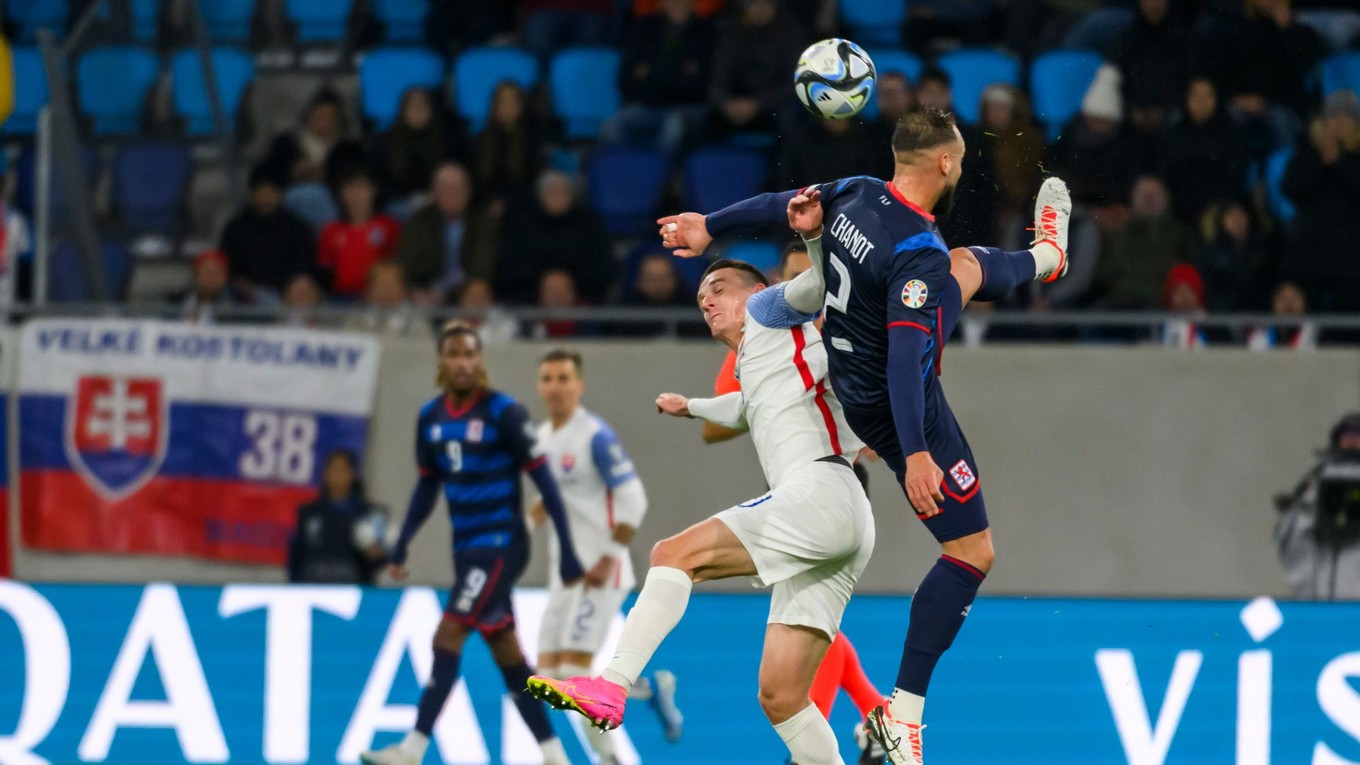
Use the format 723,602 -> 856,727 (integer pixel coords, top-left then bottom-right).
529,198 -> 875,765
530,348 -> 684,764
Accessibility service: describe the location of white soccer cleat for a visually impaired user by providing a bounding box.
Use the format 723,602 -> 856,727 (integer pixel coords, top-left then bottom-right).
866,705 -> 925,765
1030,176 -> 1072,283
358,743 -> 418,765
854,719 -> 887,764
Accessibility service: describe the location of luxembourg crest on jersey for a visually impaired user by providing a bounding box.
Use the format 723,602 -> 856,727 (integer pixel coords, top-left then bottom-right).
902,279 -> 929,309
65,375 -> 167,500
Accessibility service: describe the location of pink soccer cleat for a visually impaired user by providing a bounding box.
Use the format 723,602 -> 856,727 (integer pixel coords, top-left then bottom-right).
526,674 -> 628,732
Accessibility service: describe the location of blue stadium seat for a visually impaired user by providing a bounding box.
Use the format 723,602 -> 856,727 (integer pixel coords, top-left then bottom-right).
454,46 -> 539,131
586,147 -> 668,236
840,0 -> 904,47
7,0 -> 68,43
867,48 -> 924,83
684,147 -> 769,213
198,0 -> 256,44
14,144 -> 98,221
359,47 -> 445,129
724,240 -> 781,275
1030,50 -> 1103,141
171,48 -> 254,136
112,143 -> 194,234
286,0 -> 355,43
75,46 -> 160,136
1264,146 -> 1296,224
936,48 -> 1022,126
131,0 -> 161,42
550,47 -> 620,140
50,241 -> 133,302
1321,52 -> 1360,96
4,47 -> 49,136
373,0 -> 429,43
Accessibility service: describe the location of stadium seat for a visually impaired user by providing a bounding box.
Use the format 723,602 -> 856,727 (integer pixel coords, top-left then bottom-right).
198,0 -> 256,43
1264,146 -> 1296,224
170,48 -> 255,136
359,47 -> 445,129
7,0 -> 68,43
586,147 -> 669,236
131,0 -> 161,42
1321,52 -> 1360,97
1030,50 -> 1103,141
936,48 -> 1022,126
14,143 -> 98,221
724,240 -> 781,275
867,49 -> 924,83
454,46 -> 539,131
286,0 -> 355,43
75,46 -> 160,136
112,142 -> 194,234
49,241 -> 133,302
373,0 -> 429,43
684,147 -> 769,213
3,46 -> 48,136
840,0 -> 904,47
550,47 -> 620,140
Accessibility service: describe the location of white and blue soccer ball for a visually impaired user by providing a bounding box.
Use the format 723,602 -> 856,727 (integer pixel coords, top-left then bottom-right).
793,38 -> 876,120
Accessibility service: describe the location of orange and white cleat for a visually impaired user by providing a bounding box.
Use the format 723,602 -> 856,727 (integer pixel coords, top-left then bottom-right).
1030,176 -> 1072,283
527,674 -> 628,732
866,704 -> 925,765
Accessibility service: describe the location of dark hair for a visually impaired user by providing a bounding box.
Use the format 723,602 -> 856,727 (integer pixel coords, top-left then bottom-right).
249,161 -> 287,191
891,108 -> 959,157
780,239 -> 809,271
439,319 -> 483,351
1331,413 -> 1360,450
702,258 -> 769,287
323,448 -> 366,500
918,65 -> 951,88
307,88 -> 344,118
540,347 -> 584,375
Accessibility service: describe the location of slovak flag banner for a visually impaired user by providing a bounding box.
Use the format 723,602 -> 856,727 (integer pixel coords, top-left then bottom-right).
18,320 -> 381,565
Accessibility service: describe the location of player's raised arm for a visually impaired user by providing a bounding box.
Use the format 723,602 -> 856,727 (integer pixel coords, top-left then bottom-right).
783,189 -> 827,314
658,187 -> 806,258
504,402 -> 584,584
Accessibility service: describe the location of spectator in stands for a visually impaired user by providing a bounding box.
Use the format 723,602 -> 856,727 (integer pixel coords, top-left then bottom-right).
374,87 -> 462,217
267,89 -> 346,187
1248,282 -> 1317,350
520,0 -> 615,62
1048,64 -> 1137,212
1095,175 -> 1194,310
220,163 -> 316,301
614,251 -> 701,337
0,199 -> 32,311
969,84 -> 1044,245
707,0 -> 802,139
1197,200 -> 1268,313
903,0 -> 999,52
529,269 -> 589,339
178,249 -> 249,323
778,113 -> 882,190
457,277 -> 520,343
497,170 -> 614,304
915,66 -> 954,114
603,0 -> 716,153
470,81 -> 544,264
875,72 -> 916,128
397,162 -> 490,304
1280,89 -> 1360,312
287,449 -> 387,585
1223,0 -> 1324,139
1160,263 -> 1208,349
348,261 -> 432,339
318,167 -> 402,299
1164,78 -> 1249,224
1111,0 -> 1188,134
281,273 -> 326,327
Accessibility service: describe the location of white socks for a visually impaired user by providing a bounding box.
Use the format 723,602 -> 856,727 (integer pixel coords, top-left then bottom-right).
774,703 -> 845,765
601,566 -> 693,688
399,730 -> 429,760
563,662 -> 618,760
888,687 -> 925,726
1030,242 -> 1063,278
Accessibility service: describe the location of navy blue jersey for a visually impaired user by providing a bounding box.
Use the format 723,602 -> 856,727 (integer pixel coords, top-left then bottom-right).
414,389 -> 541,552
812,176 -> 952,420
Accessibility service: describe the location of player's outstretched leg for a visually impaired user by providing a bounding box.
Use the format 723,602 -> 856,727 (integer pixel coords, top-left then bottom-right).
949,177 -> 1073,305
528,518 -> 753,731
761,624 -> 843,765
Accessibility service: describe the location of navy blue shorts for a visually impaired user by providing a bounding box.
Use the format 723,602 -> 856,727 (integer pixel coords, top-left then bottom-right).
446,539 -> 528,635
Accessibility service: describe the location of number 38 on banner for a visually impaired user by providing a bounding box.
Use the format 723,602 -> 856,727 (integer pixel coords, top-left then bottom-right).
240,411 -> 319,485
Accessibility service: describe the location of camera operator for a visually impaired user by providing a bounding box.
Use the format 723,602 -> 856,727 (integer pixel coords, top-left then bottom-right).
1275,413 -> 1360,600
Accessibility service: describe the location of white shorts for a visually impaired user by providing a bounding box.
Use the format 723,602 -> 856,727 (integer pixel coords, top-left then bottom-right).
537,582 -> 630,656
715,460 -> 875,639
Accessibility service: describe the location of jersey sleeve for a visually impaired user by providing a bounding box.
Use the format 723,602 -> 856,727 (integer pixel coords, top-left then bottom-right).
590,426 -> 640,491
746,283 -> 819,329
884,234 -> 951,332
500,402 -> 546,470
414,414 -> 437,477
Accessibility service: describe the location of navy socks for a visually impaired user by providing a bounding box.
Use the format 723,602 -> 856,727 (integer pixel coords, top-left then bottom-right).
896,555 -> 986,695
969,246 -> 1037,303
415,649 -> 462,736
501,661 -> 556,742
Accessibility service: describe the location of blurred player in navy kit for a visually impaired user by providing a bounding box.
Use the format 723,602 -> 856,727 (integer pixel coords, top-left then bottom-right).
361,321 -> 583,765
657,108 -> 1072,765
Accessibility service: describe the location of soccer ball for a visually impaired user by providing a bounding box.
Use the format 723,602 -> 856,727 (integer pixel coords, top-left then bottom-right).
793,38 -> 876,120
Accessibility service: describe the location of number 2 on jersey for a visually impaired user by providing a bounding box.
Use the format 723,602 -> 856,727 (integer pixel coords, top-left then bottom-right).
825,252 -> 852,314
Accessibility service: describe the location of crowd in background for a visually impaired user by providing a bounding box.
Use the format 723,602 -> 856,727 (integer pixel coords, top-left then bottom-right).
7,0 -> 1360,345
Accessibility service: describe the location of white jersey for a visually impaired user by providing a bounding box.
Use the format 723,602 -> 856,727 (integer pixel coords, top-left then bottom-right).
694,284 -> 863,489
535,407 -> 646,590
